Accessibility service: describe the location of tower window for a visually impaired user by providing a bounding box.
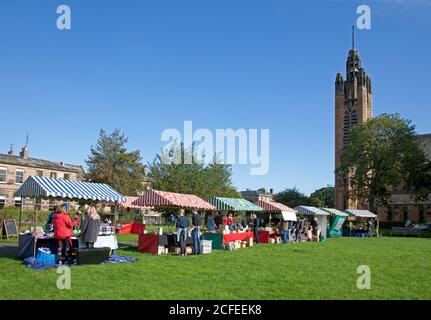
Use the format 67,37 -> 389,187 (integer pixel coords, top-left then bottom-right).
343,112 -> 350,145
351,110 -> 358,126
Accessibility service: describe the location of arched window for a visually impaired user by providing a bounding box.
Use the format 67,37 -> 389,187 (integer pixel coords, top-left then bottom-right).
343,111 -> 350,145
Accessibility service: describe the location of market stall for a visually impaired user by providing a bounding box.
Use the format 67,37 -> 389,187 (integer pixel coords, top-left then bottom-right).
342,209 -> 378,237
132,189 -> 216,255
117,196 -> 145,234
15,176 -> 126,260
256,200 -> 297,243
321,208 -> 348,238
294,205 -> 329,239
206,197 -> 262,247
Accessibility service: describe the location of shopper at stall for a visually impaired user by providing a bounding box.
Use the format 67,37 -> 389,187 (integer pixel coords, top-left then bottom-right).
375,218 -> 380,238
295,219 -> 303,242
191,210 -> 202,255
80,206 -> 101,248
53,204 -> 79,264
367,220 -> 373,238
241,216 -> 248,229
176,209 -> 189,256
280,220 -> 290,244
76,206 -> 86,231
252,214 -> 260,245
207,212 -> 216,232
215,212 -> 223,230
44,205 -> 57,234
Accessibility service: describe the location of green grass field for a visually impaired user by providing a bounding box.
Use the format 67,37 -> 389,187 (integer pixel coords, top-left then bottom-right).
0,237 -> 430,300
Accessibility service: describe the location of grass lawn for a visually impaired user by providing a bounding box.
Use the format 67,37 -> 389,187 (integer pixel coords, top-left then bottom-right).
0,237 -> 430,300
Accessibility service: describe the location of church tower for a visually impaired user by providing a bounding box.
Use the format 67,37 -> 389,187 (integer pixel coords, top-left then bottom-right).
335,27 -> 373,210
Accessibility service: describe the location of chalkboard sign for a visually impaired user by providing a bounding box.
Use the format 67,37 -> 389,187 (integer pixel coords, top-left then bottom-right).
2,219 -> 18,239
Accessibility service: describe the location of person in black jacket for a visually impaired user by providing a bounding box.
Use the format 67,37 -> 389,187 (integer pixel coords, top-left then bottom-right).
191,209 -> 202,255
176,209 -> 189,256
252,214 -> 260,245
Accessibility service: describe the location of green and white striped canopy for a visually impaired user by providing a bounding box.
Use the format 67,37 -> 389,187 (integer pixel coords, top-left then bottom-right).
209,197 -> 263,212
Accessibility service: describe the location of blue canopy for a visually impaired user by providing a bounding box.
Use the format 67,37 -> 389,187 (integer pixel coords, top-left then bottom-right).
15,176 -> 126,203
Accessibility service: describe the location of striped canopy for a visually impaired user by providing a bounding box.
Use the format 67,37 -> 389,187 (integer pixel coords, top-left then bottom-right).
15,176 -> 126,203
209,197 -> 263,212
295,205 -> 329,216
132,189 -> 216,210
257,200 -> 295,213
119,196 -> 141,209
321,208 -> 349,217
345,209 -> 377,218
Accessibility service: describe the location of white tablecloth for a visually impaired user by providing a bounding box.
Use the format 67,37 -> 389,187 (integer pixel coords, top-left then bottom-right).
79,235 -> 118,250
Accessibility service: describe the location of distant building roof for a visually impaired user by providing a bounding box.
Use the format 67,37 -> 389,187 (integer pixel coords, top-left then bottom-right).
0,153 -> 84,175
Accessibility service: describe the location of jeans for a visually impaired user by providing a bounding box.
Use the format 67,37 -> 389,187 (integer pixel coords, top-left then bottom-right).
281,230 -> 289,244
254,229 -> 259,245
368,229 -> 372,238
191,228 -> 201,255
178,229 -> 187,255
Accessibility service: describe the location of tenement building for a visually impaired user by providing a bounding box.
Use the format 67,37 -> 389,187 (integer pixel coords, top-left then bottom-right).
0,145 -> 84,211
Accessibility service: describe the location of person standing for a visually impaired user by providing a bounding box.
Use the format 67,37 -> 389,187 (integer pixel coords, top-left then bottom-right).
44,206 -> 56,234
53,205 -> 79,264
295,219 -> 303,242
76,207 -> 86,232
281,220 -> 290,244
252,214 -> 260,245
191,210 -> 202,255
375,218 -> 380,238
241,216 -> 248,229
176,209 -> 189,256
206,212 -> 216,232
80,206 -> 101,248
367,219 -> 373,238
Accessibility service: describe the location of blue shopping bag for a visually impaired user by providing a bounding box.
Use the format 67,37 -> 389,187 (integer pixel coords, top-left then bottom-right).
35,248 -> 56,265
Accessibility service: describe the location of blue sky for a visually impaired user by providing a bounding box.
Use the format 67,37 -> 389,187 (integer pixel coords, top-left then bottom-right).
0,0 -> 430,195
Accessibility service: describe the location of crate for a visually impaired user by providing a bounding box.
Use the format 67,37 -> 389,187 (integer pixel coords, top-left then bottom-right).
246,237 -> 253,247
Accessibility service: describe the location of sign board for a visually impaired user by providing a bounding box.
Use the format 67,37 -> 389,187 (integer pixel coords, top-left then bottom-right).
330,216 -> 347,232
2,219 -> 18,239
281,211 -> 297,222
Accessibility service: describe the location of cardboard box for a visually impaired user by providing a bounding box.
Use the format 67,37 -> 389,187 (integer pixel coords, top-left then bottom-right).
246,237 -> 253,247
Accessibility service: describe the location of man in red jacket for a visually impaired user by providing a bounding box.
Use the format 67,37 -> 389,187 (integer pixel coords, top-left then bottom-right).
53,205 -> 78,264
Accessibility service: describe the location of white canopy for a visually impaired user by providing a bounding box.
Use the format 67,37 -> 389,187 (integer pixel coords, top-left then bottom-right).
321,208 -> 349,217
345,210 -> 377,218
281,210 -> 297,222
295,206 -> 329,216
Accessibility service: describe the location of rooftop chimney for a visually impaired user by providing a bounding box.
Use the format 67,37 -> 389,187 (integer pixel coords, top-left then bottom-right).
20,146 -> 29,159
8,144 -> 14,156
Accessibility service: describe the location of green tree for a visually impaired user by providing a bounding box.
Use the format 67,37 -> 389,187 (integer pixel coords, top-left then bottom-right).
86,129 -> 146,195
310,186 -> 335,208
337,114 -> 430,209
274,187 -> 311,208
148,142 -> 239,200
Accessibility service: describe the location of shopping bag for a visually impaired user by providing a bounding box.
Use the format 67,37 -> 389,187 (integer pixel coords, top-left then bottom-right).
35,248 -> 56,264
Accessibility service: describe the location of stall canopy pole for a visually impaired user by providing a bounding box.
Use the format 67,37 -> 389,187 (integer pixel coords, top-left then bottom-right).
18,196 -> 23,234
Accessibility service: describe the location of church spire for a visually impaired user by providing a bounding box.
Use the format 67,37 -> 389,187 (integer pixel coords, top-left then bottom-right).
352,25 -> 355,50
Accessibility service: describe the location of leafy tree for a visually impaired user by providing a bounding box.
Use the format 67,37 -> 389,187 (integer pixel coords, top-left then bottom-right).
86,129 -> 146,196
310,186 -> 335,208
274,187 -> 311,208
148,141 -> 239,200
337,114 -> 430,209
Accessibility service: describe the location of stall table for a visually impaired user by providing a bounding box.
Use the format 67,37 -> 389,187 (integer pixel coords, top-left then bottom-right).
204,232 -> 253,250
138,233 -> 192,255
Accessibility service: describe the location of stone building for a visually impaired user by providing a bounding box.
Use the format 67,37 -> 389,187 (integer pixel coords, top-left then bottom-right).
241,188 -> 274,203
0,145 -> 84,211
334,31 -> 372,211
334,31 -> 431,223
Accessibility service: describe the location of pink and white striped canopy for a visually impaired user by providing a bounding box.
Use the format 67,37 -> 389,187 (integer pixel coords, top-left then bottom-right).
132,189 -> 216,210
257,200 -> 296,213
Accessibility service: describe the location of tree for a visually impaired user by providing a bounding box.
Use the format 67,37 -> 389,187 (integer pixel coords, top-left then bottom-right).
86,129 -> 146,195
310,186 -> 335,208
148,141 -> 239,200
337,114 -> 430,209
274,187 -> 311,208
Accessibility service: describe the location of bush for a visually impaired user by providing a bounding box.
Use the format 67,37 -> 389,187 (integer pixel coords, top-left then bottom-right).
379,221 -> 406,229
0,206 -> 50,230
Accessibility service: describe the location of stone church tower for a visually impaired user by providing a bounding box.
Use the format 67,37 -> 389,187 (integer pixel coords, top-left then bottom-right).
335,29 -> 373,210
